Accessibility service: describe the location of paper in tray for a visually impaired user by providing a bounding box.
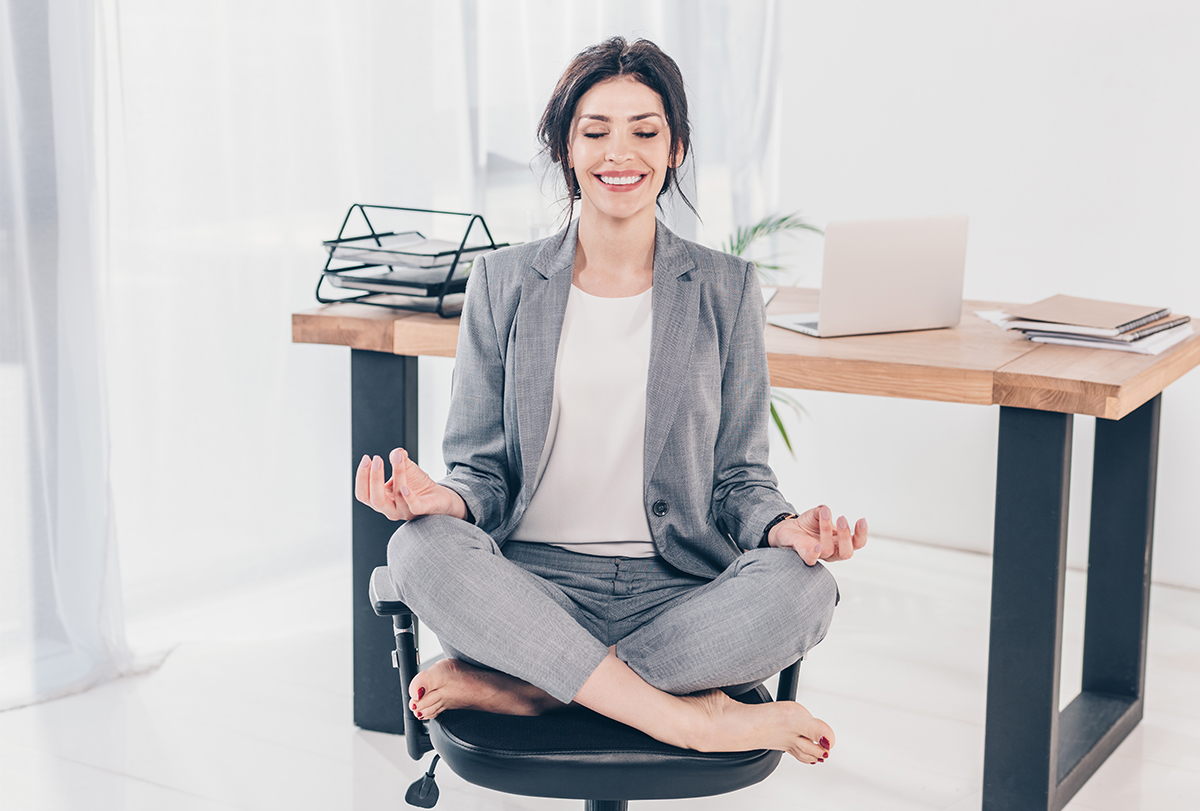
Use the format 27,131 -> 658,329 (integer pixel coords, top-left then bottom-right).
324,230 -> 495,268
327,265 -> 470,297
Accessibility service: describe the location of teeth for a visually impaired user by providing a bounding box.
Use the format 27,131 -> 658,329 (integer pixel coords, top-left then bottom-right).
599,174 -> 643,186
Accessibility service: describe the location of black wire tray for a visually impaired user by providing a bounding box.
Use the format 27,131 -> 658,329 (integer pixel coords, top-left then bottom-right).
316,205 -> 509,318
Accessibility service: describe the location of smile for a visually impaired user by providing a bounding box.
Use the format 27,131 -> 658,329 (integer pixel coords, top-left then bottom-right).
597,173 -> 646,187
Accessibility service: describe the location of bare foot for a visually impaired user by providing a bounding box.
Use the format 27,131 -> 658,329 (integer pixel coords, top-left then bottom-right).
678,689 -> 834,763
573,653 -> 834,764
408,659 -> 566,720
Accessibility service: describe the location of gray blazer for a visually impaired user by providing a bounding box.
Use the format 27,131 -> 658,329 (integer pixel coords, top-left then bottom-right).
440,219 -> 795,579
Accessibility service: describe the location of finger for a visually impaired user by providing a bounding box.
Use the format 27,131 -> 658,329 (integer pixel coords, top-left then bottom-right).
354,455 -> 371,503
819,505 -> 834,559
798,505 -> 821,535
798,533 -> 820,566
836,515 -> 852,559
853,518 -> 868,550
391,448 -> 412,499
368,455 -> 397,517
778,524 -> 819,566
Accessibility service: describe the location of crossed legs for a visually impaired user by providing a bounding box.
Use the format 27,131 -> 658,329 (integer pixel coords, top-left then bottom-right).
388,515 -> 839,762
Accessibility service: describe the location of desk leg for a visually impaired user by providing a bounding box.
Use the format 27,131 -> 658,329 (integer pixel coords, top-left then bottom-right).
983,399 -> 1161,811
351,349 -> 418,734
984,407 -> 1072,811
1055,395 -> 1159,797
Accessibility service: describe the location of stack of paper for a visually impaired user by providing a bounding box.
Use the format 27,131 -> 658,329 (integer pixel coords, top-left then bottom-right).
976,295 -> 1192,355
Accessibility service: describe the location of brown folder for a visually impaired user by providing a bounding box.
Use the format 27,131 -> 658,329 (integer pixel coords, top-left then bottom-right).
1009,295 -> 1169,333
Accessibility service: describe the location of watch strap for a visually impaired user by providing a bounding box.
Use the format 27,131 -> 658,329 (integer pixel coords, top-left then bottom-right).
761,512 -> 799,547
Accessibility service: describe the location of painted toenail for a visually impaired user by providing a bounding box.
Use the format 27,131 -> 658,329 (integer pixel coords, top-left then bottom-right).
415,710 -> 423,719
417,687 -> 425,700
819,736 -> 830,749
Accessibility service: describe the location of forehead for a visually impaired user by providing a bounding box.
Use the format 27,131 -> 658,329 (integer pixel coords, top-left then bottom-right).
573,76 -> 666,120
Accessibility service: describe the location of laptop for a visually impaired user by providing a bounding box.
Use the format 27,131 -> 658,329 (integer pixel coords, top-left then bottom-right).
767,216 -> 969,338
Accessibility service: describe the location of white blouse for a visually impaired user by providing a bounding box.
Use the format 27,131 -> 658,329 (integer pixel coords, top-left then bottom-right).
510,284 -> 657,557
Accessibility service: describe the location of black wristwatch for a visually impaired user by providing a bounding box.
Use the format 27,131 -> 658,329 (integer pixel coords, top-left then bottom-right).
760,512 -> 798,547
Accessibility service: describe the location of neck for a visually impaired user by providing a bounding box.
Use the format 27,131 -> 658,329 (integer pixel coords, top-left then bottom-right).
573,205 -> 657,297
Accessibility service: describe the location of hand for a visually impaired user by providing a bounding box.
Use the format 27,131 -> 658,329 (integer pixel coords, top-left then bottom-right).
769,505 -> 867,566
354,448 -> 467,522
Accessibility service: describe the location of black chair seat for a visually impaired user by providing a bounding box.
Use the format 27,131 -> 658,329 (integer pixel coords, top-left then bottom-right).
430,686 -> 782,801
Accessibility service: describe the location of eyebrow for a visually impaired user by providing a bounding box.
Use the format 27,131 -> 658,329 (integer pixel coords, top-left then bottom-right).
579,113 -> 664,123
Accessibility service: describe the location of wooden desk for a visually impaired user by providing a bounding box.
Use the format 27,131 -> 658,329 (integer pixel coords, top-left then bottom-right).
294,288 -> 1200,811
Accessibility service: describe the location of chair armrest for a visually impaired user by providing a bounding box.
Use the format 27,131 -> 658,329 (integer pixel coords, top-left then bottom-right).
370,566 -> 434,759
370,566 -> 411,617
776,658 -> 802,702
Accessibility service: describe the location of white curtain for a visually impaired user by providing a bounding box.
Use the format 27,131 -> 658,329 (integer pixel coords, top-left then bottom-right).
1,0 -> 781,706
0,0 -> 130,710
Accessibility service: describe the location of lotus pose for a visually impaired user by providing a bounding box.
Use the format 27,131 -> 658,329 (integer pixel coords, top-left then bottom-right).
355,36 -> 866,764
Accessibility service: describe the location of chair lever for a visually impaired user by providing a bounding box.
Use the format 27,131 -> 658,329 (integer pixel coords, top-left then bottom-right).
405,754 -> 441,808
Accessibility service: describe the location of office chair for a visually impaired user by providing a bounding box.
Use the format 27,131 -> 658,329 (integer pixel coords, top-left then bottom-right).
370,566 -> 804,810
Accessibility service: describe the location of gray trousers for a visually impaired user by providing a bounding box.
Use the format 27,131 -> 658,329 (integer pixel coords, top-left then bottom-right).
387,514 -> 839,704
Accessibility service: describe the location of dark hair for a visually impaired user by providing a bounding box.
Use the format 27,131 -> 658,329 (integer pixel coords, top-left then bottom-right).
537,37 -> 696,225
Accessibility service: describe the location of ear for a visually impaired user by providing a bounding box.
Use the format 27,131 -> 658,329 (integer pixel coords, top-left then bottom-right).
668,138 -> 684,169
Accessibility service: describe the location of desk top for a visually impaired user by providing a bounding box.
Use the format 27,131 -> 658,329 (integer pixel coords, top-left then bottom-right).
293,287 -> 1200,420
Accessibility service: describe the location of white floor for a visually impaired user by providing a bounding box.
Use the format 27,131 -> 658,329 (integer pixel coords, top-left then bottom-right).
2,537 -> 1199,811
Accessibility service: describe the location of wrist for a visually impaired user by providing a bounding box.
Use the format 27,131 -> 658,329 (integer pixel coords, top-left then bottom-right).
442,486 -> 470,522
762,512 -> 798,548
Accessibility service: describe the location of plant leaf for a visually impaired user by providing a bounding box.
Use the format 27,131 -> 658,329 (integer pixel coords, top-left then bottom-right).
770,401 -> 795,458
721,212 -> 823,258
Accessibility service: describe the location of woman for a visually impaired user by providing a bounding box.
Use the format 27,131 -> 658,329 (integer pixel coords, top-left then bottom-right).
354,37 -> 866,763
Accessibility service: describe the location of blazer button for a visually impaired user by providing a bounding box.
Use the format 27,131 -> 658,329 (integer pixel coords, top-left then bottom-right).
652,500 -> 669,517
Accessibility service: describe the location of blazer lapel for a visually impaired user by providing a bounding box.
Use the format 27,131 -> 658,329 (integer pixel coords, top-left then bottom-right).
514,222 -> 576,490
644,221 -> 699,484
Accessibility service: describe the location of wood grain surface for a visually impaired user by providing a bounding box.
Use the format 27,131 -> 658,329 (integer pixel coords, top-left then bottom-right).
292,287 -> 1200,418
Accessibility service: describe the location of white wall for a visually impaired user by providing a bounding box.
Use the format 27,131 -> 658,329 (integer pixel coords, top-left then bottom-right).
768,1 -> 1200,588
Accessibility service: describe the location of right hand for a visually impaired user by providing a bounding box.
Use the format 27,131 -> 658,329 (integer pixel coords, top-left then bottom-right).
769,505 -> 867,566
354,448 -> 467,522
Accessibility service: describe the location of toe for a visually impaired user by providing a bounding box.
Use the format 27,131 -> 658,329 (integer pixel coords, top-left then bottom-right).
804,717 -> 835,752
795,736 -> 828,762
408,671 -> 433,704
789,742 -> 820,764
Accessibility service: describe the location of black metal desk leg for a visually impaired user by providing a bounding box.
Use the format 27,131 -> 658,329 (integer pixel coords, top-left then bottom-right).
1050,395 -> 1160,799
984,398 -> 1162,810
984,407 -> 1073,811
351,349 -> 418,733
1083,395 -> 1158,697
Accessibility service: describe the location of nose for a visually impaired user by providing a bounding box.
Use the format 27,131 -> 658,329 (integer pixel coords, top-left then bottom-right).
605,131 -> 633,163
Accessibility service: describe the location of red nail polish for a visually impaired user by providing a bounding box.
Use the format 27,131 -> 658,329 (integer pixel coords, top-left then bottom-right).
417,686 -> 425,700
819,736 -> 830,749
415,710 -> 423,719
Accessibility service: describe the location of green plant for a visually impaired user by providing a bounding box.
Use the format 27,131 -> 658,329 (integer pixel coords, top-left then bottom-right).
723,212 -> 822,456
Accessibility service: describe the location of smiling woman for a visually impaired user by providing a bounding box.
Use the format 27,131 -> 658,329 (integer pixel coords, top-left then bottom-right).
355,35 -> 867,764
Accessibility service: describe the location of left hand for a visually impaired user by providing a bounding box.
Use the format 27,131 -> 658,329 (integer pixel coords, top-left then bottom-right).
769,505 -> 867,566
